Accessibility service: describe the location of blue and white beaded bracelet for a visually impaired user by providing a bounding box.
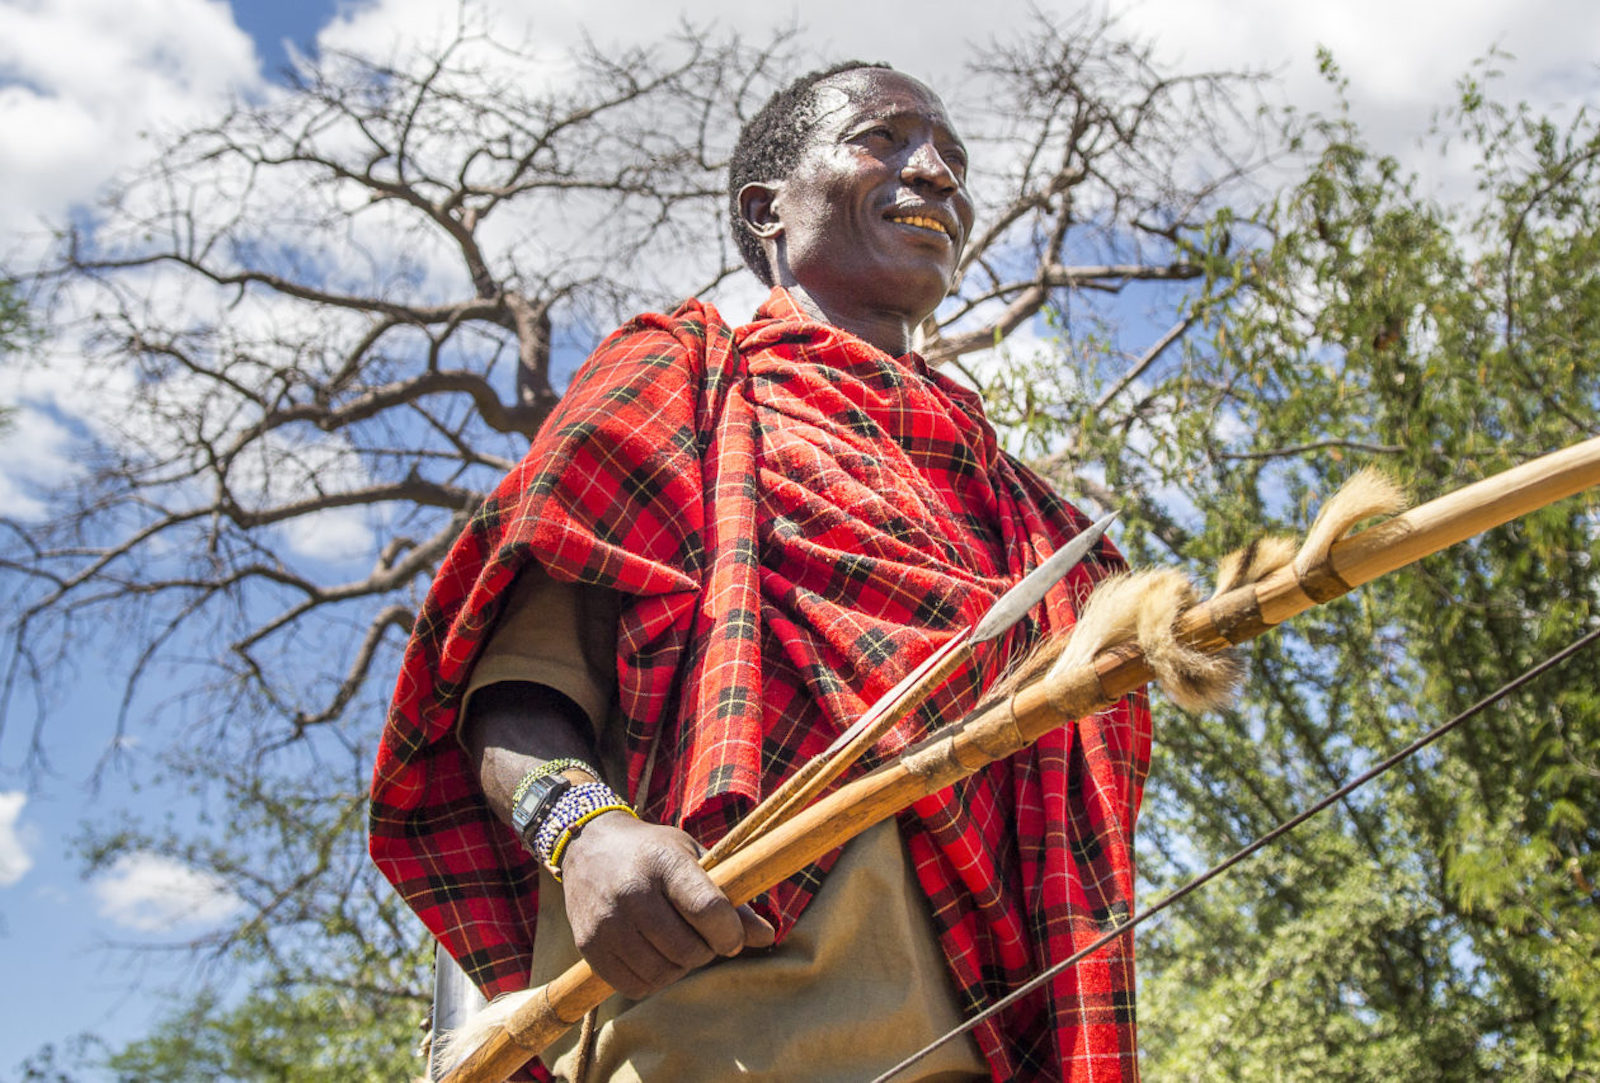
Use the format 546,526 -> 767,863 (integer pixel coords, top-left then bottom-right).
532,781 -> 636,881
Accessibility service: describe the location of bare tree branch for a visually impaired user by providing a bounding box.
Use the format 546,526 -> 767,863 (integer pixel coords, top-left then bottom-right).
9,19 -> 801,750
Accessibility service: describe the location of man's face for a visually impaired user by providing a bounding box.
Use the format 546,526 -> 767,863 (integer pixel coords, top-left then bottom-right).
768,69 -> 974,328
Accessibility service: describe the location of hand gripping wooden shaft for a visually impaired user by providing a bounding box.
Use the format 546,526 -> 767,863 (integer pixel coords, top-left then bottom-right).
443,434 -> 1600,1083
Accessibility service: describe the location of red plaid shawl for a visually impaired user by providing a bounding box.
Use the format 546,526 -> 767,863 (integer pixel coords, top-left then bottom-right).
370,288 -> 1151,1080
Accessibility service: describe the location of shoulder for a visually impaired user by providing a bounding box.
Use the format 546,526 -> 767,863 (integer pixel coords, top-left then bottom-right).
604,298 -> 732,351
563,297 -> 748,417
537,298 -> 744,449
572,299 -> 735,382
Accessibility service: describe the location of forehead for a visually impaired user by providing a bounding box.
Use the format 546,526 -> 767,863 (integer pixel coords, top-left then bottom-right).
806,68 -> 963,142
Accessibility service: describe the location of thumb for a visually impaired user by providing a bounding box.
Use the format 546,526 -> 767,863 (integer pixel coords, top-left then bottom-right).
736,902 -> 776,949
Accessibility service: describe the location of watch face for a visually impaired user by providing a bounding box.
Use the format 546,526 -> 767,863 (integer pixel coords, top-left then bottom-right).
512,775 -> 571,835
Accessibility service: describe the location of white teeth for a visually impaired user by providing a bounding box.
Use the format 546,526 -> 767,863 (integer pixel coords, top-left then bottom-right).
889,214 -> 949,237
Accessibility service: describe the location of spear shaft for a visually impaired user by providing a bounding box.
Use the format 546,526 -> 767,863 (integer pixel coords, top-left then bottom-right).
442,434 -> 1600,1083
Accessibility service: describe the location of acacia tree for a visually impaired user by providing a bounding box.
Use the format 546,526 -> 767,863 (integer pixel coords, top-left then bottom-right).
3,5 -> 1269,1075
1003,59 -> 1600,1077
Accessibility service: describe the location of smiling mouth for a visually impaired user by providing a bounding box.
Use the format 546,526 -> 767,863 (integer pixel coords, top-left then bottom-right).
886,213 -> 951,239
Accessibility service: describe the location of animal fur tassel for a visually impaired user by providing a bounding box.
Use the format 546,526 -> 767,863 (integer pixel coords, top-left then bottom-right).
1047,569 -> 1240,712
438,436 -> 1600,1083
991,465 -> 1406,716
985,567 -> 1241,713
432,995 -> 530,1078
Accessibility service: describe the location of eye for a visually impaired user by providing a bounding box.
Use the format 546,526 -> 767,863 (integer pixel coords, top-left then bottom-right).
848,122 -> 899,148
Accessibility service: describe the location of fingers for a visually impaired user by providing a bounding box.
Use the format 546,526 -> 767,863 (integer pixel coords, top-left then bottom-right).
572,875 -> 697,999
678,838 -> 773,951
583,937 -> 658,1001
648,843 -> 748,959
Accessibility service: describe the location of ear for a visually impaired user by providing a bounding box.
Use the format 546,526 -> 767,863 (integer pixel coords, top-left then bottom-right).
738,180 -> 784,239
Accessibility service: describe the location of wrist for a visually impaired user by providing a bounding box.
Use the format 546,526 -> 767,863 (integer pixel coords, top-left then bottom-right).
533,780 -> 637,881
553,807 -> 638,870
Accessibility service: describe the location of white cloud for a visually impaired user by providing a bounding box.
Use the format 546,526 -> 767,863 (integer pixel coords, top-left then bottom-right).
1116,0 -> 1600,160
0,0 -> 259,242
280,506 -> 378,563
0,792 -> 34,887
92,851 -> 243,932
0,400 -> 82,521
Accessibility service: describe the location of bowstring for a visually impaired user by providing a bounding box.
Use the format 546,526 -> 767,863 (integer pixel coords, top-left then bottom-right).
869,623 -> 1600,1083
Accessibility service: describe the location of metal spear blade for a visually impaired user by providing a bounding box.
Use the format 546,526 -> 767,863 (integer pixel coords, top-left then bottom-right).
970,510 -> 1119,643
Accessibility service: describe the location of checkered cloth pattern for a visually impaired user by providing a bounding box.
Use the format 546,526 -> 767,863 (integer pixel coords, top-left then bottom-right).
370,288 -> 1151,1081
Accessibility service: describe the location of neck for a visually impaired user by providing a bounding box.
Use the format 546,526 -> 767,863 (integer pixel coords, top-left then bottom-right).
780,284 -> 919,357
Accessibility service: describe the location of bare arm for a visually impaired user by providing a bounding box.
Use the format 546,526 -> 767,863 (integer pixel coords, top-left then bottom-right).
461,680 -> 773,999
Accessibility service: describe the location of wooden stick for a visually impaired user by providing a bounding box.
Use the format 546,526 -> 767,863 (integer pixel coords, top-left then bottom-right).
441,434 -> 1600,1083
1172,434 -> 1600,668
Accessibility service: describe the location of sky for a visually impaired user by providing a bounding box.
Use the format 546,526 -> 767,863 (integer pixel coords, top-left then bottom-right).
1,0 -> 1597,1076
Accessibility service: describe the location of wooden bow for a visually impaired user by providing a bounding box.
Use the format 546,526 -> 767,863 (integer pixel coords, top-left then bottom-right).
441,434 -> 1600,1083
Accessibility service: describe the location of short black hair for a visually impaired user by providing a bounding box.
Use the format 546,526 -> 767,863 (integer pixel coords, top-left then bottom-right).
727,61 -> 892,287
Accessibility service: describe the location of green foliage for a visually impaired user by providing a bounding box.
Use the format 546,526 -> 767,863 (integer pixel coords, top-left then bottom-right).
102,986 -> 424,1083
0,275 -> 29,432
12,1037 -> 106,1083
1006,66 -> 1600,1079
0,278 -> 26,350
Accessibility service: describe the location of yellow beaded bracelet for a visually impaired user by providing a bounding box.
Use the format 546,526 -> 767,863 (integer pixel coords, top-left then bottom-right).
547,801 -> 637,882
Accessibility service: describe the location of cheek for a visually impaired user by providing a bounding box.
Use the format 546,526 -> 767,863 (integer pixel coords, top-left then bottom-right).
953,191 -> 976,236
810,149 -> 887,206
783,181 -> 866,261
806,165 -> 868,223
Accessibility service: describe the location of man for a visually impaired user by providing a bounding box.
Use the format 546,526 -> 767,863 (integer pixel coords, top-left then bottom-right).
371,62 -> 1149,1082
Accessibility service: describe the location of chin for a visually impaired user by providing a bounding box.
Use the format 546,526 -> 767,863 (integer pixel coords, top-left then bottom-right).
883,271 -> 954,325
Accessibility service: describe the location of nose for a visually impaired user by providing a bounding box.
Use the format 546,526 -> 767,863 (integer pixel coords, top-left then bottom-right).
900,138 -> 961,195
